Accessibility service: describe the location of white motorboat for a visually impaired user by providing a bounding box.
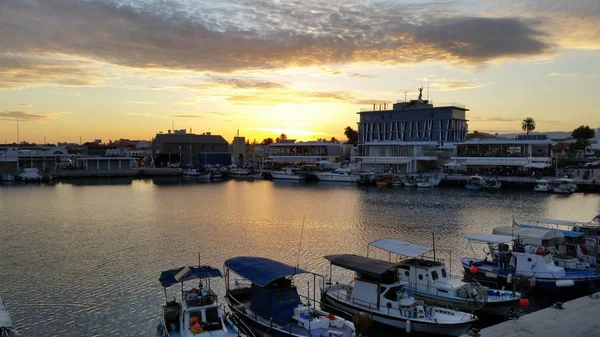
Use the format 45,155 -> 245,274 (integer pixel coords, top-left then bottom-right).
183,169 -> 211,180
157,265 -> 250,337
313,168 -> 359,182
229,168 -> 251,178
553,178 -> 577,194
271,168 -> 306,180
1,295 -> 18,337
322,254 -> 477,336
485,177 -> 501,190
18,168 -> 41,182
534,179 -> 552,192
224,257 -> 355,337
403,176 -> 417,187
248,171 -> 263,180
466,176 -> 485,190
416,176 -> 440,188
368,239 -> 521,316
211,169 -> 223,179
1,173 -> 15,182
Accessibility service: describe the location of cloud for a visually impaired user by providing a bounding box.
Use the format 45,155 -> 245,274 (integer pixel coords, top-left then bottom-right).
547,72 -> 598,78
432,79 -> 486,91
470,116 -> 523,122
17,104 -> 33,107
226,90 -> 355,106
167,114 -> 206,119
0,0 -> 555,81
0,110 -> 57,121
321,68 -> 375,78
249,127 -> 325,136
126,101 -> 158,104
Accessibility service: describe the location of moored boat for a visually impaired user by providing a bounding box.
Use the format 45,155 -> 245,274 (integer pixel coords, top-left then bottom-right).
157,265 -> 250,337
485,177 -> 501,190
183,168 -> 212,180
313,168 -> 359,183
224,256 -> 355,337
1,173 -> 15,182
322,254 -> 477,336
1,295 -> 19,337
553,178 -> 577,194
271,168 -> 306,180
465,176 -> 485,190
533,179 -> 552,192
18,168 -> 41,182
368,238 -> 521,316
403,176 -> 417,187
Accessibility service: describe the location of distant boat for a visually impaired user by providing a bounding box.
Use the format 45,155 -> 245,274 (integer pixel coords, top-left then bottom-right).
485,177 -> 501,190
553,178 -> 577,194
229,168 -> 251,178
1,295 -> 19,337
465,176 -> 485,190
314,168 -> 359,182
271,168 -> 306,180
18,168 -> 42,182
211,169 -> 223,179
534,179 -> 552,192
183,169 -> 211,180
1,173 -> 15,182
417,176 -> 438,188
403,176 -> 417,187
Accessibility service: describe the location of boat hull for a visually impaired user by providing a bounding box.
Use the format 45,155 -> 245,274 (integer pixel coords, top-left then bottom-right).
313,174 -> 359,183
411,291 -> 518,317
466,185 -> 483,190
271,174 -> 306,180
321,291 -> 473,336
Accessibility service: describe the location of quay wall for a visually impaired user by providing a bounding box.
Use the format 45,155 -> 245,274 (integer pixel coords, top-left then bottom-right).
50,168 -> 181,178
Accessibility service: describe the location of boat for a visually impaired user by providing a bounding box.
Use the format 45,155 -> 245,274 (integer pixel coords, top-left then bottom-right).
313,168 -> 359,183
367,238 -> 521,316
392,177 -> 404,187
465,176 -> 485,190
229,168 -> 251,178
1,295 -> 19,337
553,178 -> 577,194
403,176 -> 417,187
416,176 -> 434,188
224,256 -> 355,337
211,169 -> 223,179
157,265 -> 250,337
183,168 -> 212,180
248,171 -> 263,180
18,168 -> 42,182
1,173 -> 15,182
485,177 -> 501,190
461,234 -> 600,293
533,179 -> 552,192
271,168 -> 306,180
322,254 -> 477,336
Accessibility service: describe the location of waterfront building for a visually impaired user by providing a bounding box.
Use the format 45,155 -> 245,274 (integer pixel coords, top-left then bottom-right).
152,129 -> 229,167
74,156 -> 136,170
0,145 -> 74,172
231,135 -> 246,165
268,140 -> 348,164
448,134 -> 554,170
355,96 -> 468,173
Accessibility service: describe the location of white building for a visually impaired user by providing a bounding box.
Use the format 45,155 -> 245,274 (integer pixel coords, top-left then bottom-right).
269,140 -> 347,163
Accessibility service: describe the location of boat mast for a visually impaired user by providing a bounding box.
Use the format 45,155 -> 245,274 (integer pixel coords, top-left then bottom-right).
432,232 -> 436,261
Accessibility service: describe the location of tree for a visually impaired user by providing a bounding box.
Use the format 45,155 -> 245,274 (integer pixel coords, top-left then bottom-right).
279,133 -> 287,141
344,126 -> 358,145
521,117 -> 535,135
571,125 -> 595,142
330,137 -> 339,143
261,138 -> 274,145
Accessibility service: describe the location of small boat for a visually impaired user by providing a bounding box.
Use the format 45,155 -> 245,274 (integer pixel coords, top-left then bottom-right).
229,168 -> 251,178
157,265 -> 250,337
465,176 -> 485,190
224,256 -> 355,337
416,176 -> 435,188
248,171 -> 263,180
18,168 -> 42,182
313,168 -> 359,183
368,238 -> 521,316
392,177 -> 404,187
322,254 -> 477,336
403,176 -> 417,187
533,179 -> 552,192
183,169 -> 212,180
461,234 -> 600,293
271,168 -> 306,180
553,178 -> 577,194
485,177 -> 501,190
1,295 -> 19,337
211,169 -> 223,179
1,173 -> 15,182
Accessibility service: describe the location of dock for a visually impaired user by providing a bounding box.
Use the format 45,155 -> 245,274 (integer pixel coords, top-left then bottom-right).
462,293 -> 600,337
442,174 -> 600,192
49,168 -> 182,178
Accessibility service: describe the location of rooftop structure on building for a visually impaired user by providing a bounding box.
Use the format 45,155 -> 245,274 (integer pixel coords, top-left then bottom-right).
269,140 -> 348,163
355,88 -> 468,173
152,129 -> 229,167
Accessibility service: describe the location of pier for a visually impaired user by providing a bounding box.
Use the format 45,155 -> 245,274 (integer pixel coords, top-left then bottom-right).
49,168 -> 182,178
462,293 -> 600,337
441,174 -> 600,192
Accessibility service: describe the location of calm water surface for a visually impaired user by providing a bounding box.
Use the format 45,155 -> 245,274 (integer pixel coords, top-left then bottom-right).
1,179 -> 599,336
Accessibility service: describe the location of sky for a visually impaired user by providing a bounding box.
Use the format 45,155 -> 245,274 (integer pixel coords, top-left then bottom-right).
0,0 -> 599,144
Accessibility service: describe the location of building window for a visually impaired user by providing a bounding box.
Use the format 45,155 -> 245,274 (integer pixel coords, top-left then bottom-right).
210,145 -> 216,150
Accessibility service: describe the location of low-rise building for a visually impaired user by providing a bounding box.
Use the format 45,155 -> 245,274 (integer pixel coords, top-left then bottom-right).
269,140 -> 347,164
0,145 -> 74,172
152,129 -> 229,167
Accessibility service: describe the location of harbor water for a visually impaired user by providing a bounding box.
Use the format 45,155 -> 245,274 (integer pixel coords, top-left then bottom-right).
1,178 -> 599,336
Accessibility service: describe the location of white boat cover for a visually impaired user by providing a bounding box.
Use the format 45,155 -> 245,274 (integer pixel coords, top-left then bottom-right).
525,218 -> 588,226
369,238 -> 432,258
0,296 -> 12,328
464,233 -> 514,244
492,226 -> 565,246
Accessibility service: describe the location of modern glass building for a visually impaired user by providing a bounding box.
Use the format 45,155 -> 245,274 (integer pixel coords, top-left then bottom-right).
356,100 -> 468,173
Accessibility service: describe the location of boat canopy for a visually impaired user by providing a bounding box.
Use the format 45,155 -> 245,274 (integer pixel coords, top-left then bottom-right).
519,224 -> 583,238
525,218 -> 588,226
592,215 -> 600,224
555,178 -> 574,183
159,266 -> 222,288
0,296 -> 13,328
523,163 -> 550,169
224,256 -> 307,287
324,254 -> 401,278
492,226 -> 565,246
464,233 -> 514,244
369,238 -> 432,258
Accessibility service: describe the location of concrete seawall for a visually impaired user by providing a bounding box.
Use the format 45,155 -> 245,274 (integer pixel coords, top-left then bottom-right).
50,168 -> 182,178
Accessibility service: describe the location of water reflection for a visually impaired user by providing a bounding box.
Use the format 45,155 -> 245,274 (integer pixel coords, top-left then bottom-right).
0,180 -> 598,336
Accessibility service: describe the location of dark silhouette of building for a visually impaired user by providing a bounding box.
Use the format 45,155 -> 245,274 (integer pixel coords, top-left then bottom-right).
152,129 -> 229,167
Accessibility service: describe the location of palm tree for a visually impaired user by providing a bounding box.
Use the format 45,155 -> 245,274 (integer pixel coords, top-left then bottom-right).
521,117 -> 536,135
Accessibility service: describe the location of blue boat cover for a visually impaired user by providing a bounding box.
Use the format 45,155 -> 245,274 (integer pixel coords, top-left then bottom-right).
159,266 -> 222,288
224,256 -> 307,287
520,224 -> 583,238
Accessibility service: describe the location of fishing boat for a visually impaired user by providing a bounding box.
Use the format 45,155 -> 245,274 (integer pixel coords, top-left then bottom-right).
157,265 -> 250,337
461,234 -> 600,293
485,177 -> 501,190
211,168 -> 223,179
224,256 -> 355,337
416,177 -> 434,188
313,168 -> 359,183
183,168 -> 212,180
403,176 -> 417,187
367,238 -> 521,316
1,173 -> 15,182
229,168 -> 251,178
533,179 -> 552,192
321,254 -> 477,336
1,295 -> 18,337
271,168 -> 306,180
553,178 -> 577,194
18,168 -> 41,182
465,176 -> 485,190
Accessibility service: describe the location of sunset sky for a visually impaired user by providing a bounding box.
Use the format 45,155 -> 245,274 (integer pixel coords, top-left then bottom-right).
0,0 -> 599,144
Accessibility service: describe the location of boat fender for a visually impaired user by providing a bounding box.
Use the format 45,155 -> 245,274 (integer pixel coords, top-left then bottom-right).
406,320 -> 412,334
507,274 -> 513,284
556,280 -> 575,288
485,272 -> 498,279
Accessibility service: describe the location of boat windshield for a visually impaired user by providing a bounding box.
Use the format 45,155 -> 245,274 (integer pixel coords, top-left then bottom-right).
383,285 -> 405,301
